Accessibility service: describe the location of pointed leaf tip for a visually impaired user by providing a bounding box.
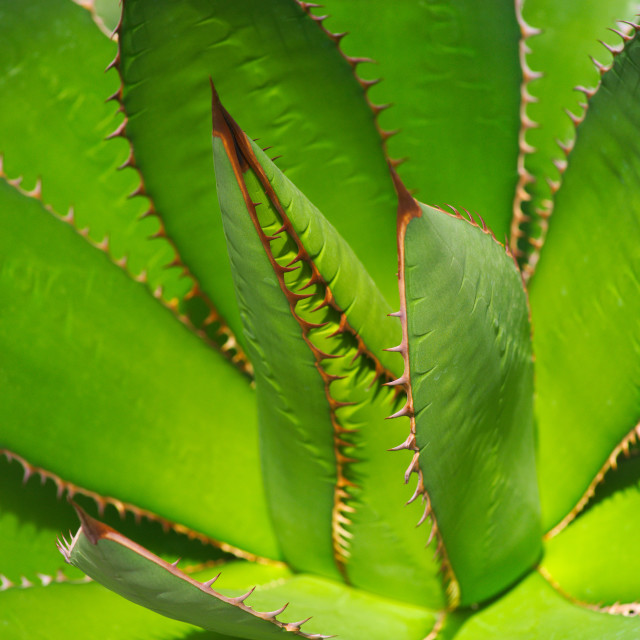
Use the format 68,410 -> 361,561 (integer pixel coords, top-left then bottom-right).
390,165 -> 421,228
71,501 -> 111,546
210,81 -> 248,173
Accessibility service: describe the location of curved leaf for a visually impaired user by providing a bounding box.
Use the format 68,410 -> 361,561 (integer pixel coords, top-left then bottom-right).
212,94 -> 444,606
0,178 -> 278,560
320,0 -> 522,238
117,0 -> 399,347
396,183 -> 540,606
529,28 -> 640,531
63,509 -> 439,640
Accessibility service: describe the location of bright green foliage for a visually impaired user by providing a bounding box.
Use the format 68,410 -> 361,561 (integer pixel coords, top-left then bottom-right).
1,1 -> 639,639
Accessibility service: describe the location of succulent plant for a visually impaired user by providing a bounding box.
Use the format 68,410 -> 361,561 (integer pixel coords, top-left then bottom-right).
1,0 -> 639,638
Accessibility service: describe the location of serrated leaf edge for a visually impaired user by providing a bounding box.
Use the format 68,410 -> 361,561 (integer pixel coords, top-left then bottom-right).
538,566 -> 640,617
509,0 -> 543,265
517,20 -> 640,281
105,14 -> 253,378
0,159 -> 249,381
58,506 -> 335,639
211,85 -> 403,580
297,1 -> 404,169
388,169 -> 461,609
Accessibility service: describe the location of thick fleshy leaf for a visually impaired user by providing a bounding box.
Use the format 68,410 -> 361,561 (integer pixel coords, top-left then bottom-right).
320,0 -> 522,239
117,0 -> 399,348
517,0 -> 640,256
396,184 -> 540,606
543,453 -> 640,606
63,510 -> 439,640
0,178 -> 278,560
0,0 -> 185,299
529,29 -> 640,532
212,94 -> 444,606
452,571 -> 640,639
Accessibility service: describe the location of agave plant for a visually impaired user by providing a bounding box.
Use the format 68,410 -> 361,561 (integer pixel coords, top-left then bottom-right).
1,0 -> 639,638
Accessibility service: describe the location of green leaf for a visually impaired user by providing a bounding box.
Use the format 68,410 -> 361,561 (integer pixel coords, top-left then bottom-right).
320,0 -> 522,239
0,178 -> 278,560
0,0 -> 185,300
396,183 -> 540,606
63,508 -> 439,640
453,571 -> 640,639
529,29 -> 640,532
211,93 -> 445,606
117,0 -> 399,346
517,0 -> 640,254
543,453 -> 640,607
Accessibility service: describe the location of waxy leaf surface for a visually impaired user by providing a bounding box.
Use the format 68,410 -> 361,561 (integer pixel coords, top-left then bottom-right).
399,199 -> 540,605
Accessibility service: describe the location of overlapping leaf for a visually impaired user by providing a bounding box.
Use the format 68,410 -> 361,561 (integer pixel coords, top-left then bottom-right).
212,90 -> 444,607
